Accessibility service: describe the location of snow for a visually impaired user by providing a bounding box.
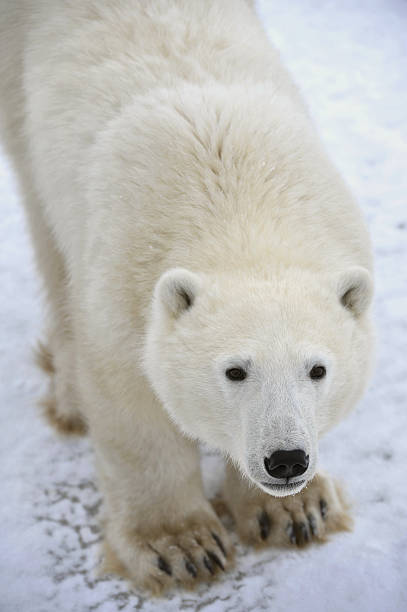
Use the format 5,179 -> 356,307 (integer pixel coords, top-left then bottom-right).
1,0 -> 407,610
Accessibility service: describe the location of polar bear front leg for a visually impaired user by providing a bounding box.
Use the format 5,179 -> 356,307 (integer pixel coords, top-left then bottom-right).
86,381 -> 233,594
223,463 -> 353,548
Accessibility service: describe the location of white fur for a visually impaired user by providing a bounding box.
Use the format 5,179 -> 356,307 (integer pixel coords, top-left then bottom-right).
0,0 -> 374,592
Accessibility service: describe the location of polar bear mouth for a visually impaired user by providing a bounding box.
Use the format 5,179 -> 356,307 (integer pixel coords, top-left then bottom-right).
261,479 -> 306,491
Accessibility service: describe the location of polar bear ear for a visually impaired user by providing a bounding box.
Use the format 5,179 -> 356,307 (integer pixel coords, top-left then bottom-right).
336,266 -> 373,317
154,268 -> 202,318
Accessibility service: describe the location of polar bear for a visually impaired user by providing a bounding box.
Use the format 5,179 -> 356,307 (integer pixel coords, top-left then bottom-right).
0,0 -> 373,594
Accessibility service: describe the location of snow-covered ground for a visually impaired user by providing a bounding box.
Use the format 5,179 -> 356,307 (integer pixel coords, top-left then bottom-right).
1,1 -> 406,610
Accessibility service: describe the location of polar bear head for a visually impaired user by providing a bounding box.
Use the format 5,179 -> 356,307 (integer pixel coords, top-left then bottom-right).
143,266 -> 373,497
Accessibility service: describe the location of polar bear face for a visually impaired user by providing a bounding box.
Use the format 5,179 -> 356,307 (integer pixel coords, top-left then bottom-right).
144,267 -> 373,497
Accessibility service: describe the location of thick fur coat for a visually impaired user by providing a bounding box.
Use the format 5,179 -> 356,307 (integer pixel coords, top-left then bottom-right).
0,0 -> 373,594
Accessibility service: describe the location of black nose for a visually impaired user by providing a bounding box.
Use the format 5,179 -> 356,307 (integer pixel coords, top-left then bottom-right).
264,449 -> 309,479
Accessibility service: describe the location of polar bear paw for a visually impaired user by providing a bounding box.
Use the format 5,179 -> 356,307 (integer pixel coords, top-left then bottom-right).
36,341 -> 87,435
228,473 -> 353,548
102,512 -> 234,595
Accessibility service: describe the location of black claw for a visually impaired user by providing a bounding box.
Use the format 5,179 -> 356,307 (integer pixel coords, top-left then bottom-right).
307,513 -> 317,536
292,521 -> 310,545
320,499 -> 328,520
185,558 -> 198,578
206,550 -> 225,571
299,521 -> 310,543
211,532 -> 227,558
203,555 -> 215,575
157,556 -> 172,576
258,510 -> 271,541
286,522 -> 296,545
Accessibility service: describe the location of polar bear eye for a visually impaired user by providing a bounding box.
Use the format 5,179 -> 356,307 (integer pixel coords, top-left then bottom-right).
309,365 -> 326,380
225,367 -> 247,381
